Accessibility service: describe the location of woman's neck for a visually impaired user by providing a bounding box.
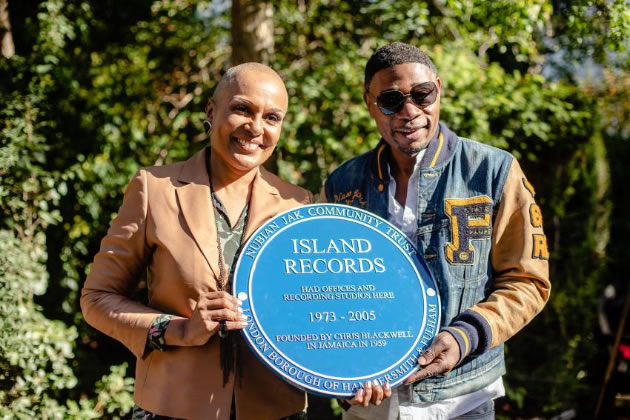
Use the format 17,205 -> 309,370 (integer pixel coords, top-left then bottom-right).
209,152 -> 256,227
209,153 -> 257,193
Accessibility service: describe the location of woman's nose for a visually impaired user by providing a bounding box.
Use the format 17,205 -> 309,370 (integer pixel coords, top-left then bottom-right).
246,116 -> 264,136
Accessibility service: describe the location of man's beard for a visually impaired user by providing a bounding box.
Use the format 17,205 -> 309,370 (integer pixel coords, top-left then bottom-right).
398,145 -> 424,156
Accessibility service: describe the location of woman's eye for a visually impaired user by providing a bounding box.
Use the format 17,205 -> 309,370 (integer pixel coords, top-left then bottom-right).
234,105 -> 250,113
266,114 -> 282,123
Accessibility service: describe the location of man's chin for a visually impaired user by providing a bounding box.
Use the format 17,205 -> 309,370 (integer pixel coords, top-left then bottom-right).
398,146 -> 424,156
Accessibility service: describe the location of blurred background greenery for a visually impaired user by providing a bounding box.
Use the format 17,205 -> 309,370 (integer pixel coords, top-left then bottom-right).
1,0 -> 629,418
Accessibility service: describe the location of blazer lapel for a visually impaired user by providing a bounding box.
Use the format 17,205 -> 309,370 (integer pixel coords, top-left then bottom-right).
244,167 -> 281,241
175,149 -> 221,280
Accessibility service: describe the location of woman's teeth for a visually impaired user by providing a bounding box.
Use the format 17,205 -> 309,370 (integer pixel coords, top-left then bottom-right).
233,137 -> 258,151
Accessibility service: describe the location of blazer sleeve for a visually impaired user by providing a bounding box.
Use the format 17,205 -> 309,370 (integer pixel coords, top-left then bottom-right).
80,168 -> 161,358
446,159 -> 551,358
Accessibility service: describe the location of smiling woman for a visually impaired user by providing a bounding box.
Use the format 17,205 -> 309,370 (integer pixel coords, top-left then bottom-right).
80,63 -> 313,420
204,64 -> 290,225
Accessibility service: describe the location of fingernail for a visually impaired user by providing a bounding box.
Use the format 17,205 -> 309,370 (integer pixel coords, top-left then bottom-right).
357,388 -> 364,397
365,381 -> 372,389
372,379 -> 379,387
237,299 -> 243,306
419,357 -> 427,365
385,382 -> 391,390
238,307 -> 243,313
240,321 -> 248,327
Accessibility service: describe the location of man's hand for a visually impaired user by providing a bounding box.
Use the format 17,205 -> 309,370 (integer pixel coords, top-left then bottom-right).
346,380 -> 392,407
403,331 -> 460,385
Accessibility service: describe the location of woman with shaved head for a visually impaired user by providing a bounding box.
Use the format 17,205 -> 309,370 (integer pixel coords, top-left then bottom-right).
80,63 -> 312,419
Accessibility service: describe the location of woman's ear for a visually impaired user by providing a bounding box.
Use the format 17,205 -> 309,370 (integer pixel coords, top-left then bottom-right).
205,100 -> 214,124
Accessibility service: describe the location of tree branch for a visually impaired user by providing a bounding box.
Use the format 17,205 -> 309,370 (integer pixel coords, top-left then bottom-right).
431,0 -> 461,41
0,0 -> 15,58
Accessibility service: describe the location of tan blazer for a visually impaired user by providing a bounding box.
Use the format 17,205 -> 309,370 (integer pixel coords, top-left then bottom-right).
81,149 -> 312,419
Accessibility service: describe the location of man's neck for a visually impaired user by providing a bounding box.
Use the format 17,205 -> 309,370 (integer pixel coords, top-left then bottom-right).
389,151 -> 419,206
390,152 -> 417,180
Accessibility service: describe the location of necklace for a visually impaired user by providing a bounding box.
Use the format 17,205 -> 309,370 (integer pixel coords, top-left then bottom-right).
209,184 -> 228,291
208,179 -> 229,343
206,150 -> 249,386
206,152 -> 250,334
206,161 -> 239,291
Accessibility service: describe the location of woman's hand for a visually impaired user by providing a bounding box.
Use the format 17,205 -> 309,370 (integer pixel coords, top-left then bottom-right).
346,380 -> 392,407
165,291 -> 247,347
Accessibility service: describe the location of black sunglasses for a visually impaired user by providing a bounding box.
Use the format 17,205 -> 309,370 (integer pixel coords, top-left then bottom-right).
374,82 -> 438,115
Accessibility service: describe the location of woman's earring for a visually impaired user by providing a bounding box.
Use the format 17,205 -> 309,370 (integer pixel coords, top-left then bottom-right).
203,120 -> 212,134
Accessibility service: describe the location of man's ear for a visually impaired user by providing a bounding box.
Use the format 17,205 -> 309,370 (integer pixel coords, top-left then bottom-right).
364,92 -> 377,118
363,92 -> 370,108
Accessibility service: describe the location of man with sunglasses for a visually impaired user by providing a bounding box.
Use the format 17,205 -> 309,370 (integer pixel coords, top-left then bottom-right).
322,42 -> 550,419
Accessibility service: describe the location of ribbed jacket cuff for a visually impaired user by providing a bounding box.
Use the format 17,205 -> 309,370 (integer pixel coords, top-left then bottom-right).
442,310 -> 493,364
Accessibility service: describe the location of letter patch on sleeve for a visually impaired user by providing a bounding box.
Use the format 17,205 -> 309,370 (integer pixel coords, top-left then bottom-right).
445,196 -> 493,264
529,203 -> 544,228
532,233 -> 550,260
523,177 -> 536,197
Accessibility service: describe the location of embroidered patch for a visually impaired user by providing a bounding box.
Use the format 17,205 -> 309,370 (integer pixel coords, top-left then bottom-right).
529,203 -> 543,228
523,177 -> 536,197
333,189 -> 367,208
445,196 -> 493,264
532,233 -> 550,260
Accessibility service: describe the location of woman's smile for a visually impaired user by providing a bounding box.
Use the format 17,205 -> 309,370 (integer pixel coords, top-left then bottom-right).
231,135 -> 266,153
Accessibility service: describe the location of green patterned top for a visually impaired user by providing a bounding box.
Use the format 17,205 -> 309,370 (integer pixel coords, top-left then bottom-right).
212,191 -> 249,283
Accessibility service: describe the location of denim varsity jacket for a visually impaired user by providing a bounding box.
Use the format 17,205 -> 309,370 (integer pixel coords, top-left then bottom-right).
322,122 -> 550,402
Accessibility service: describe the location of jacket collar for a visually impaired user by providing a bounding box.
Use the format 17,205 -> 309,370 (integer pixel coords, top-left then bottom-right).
371,122 -> 459,181
420,122 -> 458,169
175,147 -> 280,281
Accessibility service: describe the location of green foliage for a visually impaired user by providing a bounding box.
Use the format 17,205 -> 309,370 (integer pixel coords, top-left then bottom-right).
558,0 -> 630,61
0,88 -> 134,420
0,1 -> 137,416
0,227 -> 77,417
270,0 -> 562,188
64,364 -> 135,419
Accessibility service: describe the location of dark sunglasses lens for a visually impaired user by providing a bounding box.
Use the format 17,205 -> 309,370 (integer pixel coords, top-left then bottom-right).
411,89 -> 437,108
377,91 -> 404,114
411,84 -> 437,107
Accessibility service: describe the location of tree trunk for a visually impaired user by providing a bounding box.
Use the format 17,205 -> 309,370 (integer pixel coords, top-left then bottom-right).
231,0 -> 274,65
0,0 -> 15,58
231,0 -> 278,173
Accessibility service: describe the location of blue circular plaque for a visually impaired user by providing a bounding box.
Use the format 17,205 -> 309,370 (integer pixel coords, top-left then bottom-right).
233,204 -> 440,397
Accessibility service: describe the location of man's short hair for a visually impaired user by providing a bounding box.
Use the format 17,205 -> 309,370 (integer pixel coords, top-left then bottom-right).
364,42 -> 437,91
